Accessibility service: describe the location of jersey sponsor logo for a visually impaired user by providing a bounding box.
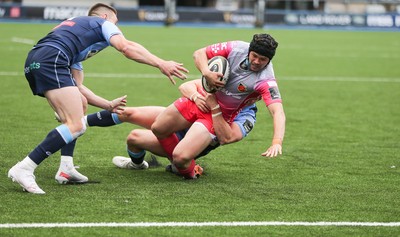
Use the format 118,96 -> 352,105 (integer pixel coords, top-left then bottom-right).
210,42 -> 228,54
85,50 -> 100,59
53,20 -> 76,30
24,61 -> 41,74
269,87 -> 281,100
219,88 -> 241,99
243,119 -> 254,134
237,82 -> 247,92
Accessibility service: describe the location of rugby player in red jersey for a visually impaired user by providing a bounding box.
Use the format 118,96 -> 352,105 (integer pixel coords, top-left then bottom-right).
151,34 -> 286,179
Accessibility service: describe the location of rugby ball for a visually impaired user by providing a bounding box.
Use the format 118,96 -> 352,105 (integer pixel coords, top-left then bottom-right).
201,56 -> 230,93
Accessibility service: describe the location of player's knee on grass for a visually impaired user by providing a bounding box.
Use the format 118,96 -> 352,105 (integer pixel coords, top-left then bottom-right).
172,150 -> 194,168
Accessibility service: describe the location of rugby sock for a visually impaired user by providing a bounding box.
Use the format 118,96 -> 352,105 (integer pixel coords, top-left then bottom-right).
127,149 -> 146,165
28,125 -> 73,165
158,134 -> 179,160
61,139 -> 77,157
85,110 -> 122,127
59,139 -> 77,170
176,159 -> 196,179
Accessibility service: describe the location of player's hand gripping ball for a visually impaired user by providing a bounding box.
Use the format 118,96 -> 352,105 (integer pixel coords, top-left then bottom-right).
202,56 -> 230,93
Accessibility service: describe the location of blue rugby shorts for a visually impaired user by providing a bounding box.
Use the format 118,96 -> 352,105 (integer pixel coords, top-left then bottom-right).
24,46 -> 76,97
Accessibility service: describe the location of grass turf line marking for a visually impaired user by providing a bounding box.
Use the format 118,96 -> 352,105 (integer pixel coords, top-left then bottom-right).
1,222 -> 400,228
11,37 -> 35,45
1,71 -> 400,83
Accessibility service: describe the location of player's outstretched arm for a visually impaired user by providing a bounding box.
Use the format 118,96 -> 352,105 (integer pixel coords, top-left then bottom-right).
72,68 -> 127,113
110,34 -> 189,85
261,103 -> 286,158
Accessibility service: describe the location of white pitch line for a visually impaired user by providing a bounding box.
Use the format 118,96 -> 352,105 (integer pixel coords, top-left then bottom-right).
0,71 -> 399,83
11,37 -> 35,45
280,76 -> 400,83
1,222 -> 400,228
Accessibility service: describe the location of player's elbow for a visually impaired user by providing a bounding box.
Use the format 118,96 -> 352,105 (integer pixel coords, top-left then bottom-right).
192,49 -> 201,59
193,47 -> 206,60
178,84 -> 186,94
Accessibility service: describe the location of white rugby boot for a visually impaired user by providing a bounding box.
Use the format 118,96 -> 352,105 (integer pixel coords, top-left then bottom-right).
8,162 -> 45,194
55,167 -> 89,184
112,156 -> 149,170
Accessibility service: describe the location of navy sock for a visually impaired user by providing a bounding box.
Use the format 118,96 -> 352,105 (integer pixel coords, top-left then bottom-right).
86,110 -> 122,127
29,128 -> 69,165
128,149 -> 145,165
61,139 -> 77,157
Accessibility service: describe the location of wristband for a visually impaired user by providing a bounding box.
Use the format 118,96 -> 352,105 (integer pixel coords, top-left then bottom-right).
212,112 -> 222,118
211,104 -> 220,111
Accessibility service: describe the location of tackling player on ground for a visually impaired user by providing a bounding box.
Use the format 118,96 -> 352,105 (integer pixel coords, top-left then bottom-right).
110,79 -> 257,173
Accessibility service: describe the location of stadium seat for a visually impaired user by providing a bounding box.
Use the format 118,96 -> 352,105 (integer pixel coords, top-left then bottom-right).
366,4 -> 386,14
347,3 -> 367,14
324,2 -> 347,14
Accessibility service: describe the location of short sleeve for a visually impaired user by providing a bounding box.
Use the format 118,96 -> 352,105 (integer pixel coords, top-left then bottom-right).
101,21 -> 123,45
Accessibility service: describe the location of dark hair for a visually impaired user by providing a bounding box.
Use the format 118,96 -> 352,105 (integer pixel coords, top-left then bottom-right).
249,33 -> 278,60
88,3 -> 117,16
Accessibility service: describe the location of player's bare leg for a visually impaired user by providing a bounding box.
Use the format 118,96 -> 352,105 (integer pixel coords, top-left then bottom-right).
151,104 -> 191,159
113,129 -> 168,169
113,106 -> 167,169
8,87 -> 86,193
118,106 -> 165,129
54,94 -> 89,184
172,123 -> 211,179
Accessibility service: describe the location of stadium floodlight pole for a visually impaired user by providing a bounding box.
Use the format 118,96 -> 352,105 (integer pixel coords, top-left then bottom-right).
254,0 -> 266,28
164,0 -> 176,26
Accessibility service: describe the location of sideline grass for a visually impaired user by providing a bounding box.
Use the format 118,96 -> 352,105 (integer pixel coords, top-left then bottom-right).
0,23 -> 399,236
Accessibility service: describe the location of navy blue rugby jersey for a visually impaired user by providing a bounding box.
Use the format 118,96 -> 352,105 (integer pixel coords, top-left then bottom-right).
35,16 -> 122,70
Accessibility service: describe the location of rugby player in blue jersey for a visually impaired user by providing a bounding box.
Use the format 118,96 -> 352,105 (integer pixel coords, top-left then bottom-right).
8,3 -> 189,194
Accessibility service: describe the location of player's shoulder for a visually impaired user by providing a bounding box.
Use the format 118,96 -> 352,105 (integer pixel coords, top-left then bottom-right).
235,40 -> 249,46
63,16 -> 106,29
258,63 -> 275,80
227,41 -> 249,61
230,40 -> 249,50
70,15 -> 103,23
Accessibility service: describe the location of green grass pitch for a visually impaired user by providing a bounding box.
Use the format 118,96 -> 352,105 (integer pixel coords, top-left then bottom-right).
0,22 -> 400,236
